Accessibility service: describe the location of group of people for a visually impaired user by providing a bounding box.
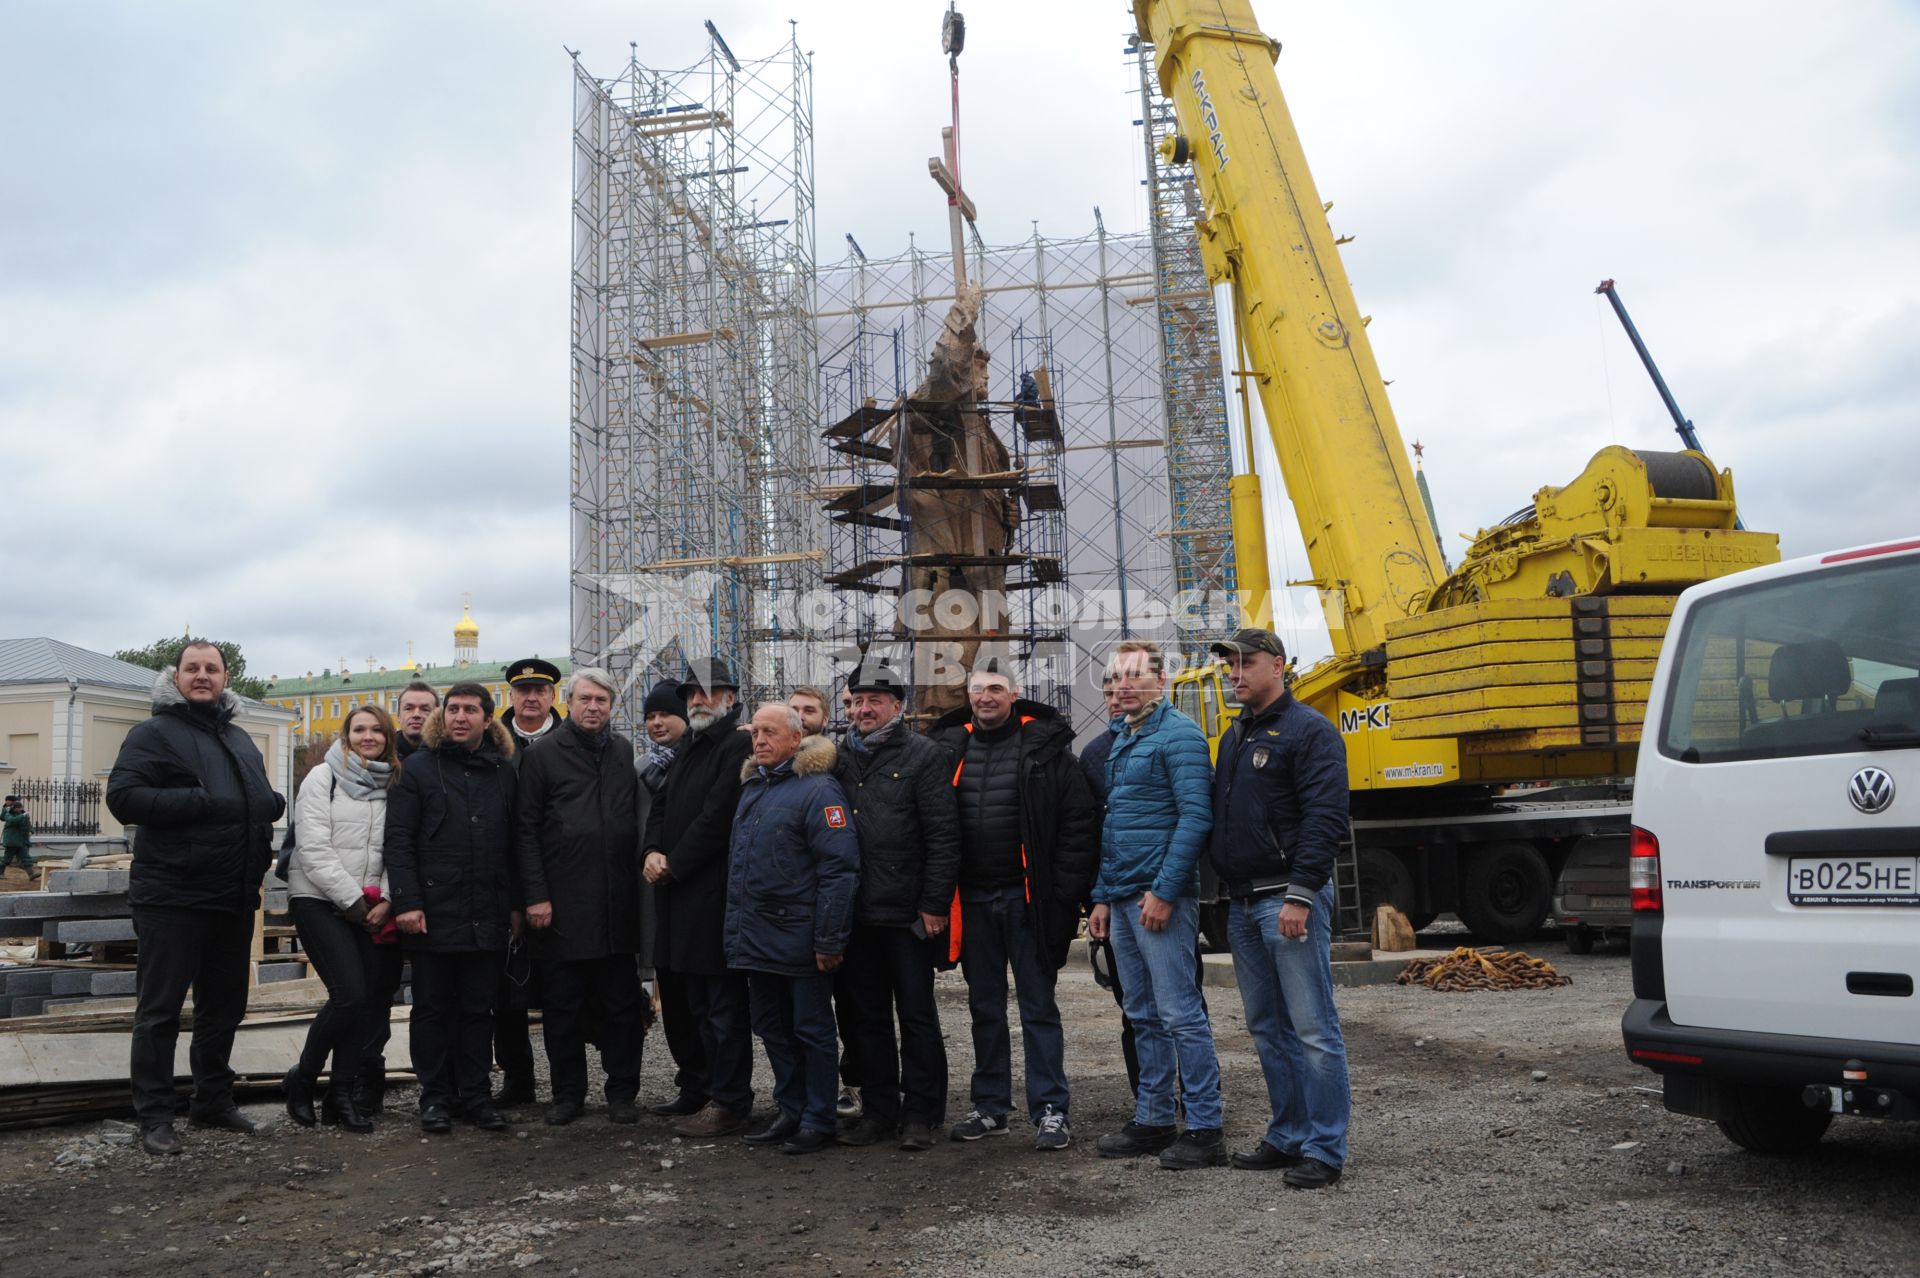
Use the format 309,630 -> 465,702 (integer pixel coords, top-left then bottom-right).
104,627 -> 1353,1189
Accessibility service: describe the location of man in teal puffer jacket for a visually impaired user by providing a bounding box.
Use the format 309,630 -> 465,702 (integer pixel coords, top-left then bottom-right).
1087,639 -> 1225,1170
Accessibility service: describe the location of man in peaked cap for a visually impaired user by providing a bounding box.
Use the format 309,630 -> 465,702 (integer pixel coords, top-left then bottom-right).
828,661 -> 961,1151
501,658 -> 565,754
643,656 -> 758,1136
487,655 -> 565,1109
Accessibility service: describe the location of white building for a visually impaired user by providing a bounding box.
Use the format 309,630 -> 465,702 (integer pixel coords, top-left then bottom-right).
0,638 -> 297,839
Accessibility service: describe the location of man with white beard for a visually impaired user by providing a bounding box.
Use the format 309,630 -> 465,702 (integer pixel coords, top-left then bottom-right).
643,659 -> 756,1136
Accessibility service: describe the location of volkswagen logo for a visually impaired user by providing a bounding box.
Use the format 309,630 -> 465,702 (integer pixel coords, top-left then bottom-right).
1849,767 -> 1896,815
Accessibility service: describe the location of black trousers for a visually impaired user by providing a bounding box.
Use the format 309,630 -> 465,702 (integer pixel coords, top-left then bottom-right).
684,971 -> 754,1114
289,897 -> 386,1092
129,905 -> 254,1129
843,923 -> 948,1128
492,941 -> 536,1089
409,949 -> 499,1113
539,955 -> 645,1105
655,967 -> 709,1103
358,943 -> 408,1081
832,967 -> 865,1089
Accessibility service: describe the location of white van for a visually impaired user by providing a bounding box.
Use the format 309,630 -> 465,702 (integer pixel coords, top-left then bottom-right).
1623,535 -> 1920,1153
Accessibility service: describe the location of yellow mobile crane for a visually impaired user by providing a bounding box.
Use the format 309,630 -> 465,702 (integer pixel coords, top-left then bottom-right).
1136,0 -> 1781,941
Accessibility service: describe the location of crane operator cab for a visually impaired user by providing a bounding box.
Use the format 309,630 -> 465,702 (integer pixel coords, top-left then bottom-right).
1623,535 -> 1920,1153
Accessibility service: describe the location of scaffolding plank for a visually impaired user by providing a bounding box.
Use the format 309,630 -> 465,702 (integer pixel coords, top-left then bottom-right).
822,404 -> 896,440
823,482 -> 898,514
830,438 -> 895,462
1023,482 -> 1064,512
829,511 -> 908,532
634,328 -> 737,351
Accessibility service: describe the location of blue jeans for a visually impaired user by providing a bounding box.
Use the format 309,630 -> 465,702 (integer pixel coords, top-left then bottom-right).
959,885 -> 1070,1121
1228,884 -> 1351,1166
1107,893 -> 1224,1130
747,970 -> 839,1134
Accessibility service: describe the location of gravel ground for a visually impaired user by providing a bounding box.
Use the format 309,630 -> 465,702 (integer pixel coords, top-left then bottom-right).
1,939 -> 1914,1277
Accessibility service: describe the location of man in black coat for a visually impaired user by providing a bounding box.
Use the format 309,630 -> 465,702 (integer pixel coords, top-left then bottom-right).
385,682 -> 520,1135
515,667 -> 646,1127
929,662 -> 1098,1152
643,657 -> 756,1137
829,663 -> 961,1152
107,643 -> 287,1157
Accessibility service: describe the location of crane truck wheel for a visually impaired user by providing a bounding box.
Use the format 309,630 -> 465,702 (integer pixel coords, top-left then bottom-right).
1357,848 -> 1416,928
1457,841 -> 1553,943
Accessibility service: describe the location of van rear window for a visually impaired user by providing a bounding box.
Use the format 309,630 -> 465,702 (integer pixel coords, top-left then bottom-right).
1658,557 -> 1920,762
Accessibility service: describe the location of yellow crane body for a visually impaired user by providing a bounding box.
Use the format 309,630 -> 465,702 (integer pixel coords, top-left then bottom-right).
1138,0 -> 1778,783
1136,0 -> 1782,938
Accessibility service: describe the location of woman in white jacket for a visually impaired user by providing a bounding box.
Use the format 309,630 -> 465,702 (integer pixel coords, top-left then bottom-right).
284,705 -> 399,1131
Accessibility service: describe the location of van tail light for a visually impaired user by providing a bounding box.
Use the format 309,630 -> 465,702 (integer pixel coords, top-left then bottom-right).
1630,826 -> 1662,912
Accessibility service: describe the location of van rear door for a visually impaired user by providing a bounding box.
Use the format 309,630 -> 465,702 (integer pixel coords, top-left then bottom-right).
1645,549 -> 1920,1047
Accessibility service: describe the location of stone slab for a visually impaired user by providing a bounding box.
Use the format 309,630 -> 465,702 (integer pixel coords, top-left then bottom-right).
50,971 -> 97,996
0,893 -> 131,920
90,971 -> 138,997
44,869 -> 131,895
48,919 -> 138,943
1,970 -> 54,996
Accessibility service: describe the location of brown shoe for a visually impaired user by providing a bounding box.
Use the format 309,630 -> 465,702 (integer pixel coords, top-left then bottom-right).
673,1102 -> 750,1138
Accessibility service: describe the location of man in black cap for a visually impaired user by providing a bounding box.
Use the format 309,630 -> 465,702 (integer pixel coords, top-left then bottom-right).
829,663 -> 962,1151
1206,628 -> 1351,1189
636,678 -> 705,1116
501,658 -> 564,753
486,655 -> 563,1108
643,657 -> 756,1137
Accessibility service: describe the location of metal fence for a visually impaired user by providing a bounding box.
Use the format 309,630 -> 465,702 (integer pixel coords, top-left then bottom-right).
7,778 -> 103,837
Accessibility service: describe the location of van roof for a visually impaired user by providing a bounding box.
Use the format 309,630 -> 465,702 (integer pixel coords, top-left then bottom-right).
1683,535 -> 1920,602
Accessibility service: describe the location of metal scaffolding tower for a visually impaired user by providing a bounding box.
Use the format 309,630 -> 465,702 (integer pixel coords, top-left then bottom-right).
569,25 -> 825,731
1134,39 -> 1238,666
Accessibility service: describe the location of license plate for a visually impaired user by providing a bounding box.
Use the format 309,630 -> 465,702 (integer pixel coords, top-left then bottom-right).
1788,856 -> 1920,906
1586,895 -> 1630,911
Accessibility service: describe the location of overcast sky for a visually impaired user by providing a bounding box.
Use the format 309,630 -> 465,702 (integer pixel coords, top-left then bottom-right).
3,1 -> 1915,680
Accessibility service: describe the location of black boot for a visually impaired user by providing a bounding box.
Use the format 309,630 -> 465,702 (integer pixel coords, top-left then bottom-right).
351,1065 -> 385,1116
322,1087 -> 374,1133
284,1067 -> 319,1128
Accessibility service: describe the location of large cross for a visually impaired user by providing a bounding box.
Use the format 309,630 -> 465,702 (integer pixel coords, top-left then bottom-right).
928,7 -> 975,291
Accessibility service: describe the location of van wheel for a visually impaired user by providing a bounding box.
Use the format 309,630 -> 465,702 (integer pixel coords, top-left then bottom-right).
1358,848 -> 1416,926
1716,1085 -> 1833,1154
1564,925 -> 1595,955
1456,842 -> 1552,943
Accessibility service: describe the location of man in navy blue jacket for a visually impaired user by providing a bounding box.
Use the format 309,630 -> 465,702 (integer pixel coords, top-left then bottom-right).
1207,628 -> 1352,1189
724,703 -> 860,1155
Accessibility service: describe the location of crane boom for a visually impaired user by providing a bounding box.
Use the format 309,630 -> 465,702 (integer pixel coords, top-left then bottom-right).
1134,0 -> 1445,657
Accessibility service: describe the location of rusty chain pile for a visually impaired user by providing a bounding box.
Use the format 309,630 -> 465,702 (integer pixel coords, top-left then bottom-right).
1396,947 -> 1571,992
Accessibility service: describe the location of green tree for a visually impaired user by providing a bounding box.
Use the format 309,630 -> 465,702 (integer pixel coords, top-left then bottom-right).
115,635 -> 270,701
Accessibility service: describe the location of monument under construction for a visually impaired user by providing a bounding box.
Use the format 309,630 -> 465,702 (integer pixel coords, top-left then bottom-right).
570,24 -> 1239,733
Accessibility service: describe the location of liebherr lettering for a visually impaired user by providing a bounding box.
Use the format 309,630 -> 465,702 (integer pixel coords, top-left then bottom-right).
1191,70 -> 1229,171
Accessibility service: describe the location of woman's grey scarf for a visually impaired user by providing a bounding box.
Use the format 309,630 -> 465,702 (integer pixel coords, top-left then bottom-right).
326,739 -> 393,802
